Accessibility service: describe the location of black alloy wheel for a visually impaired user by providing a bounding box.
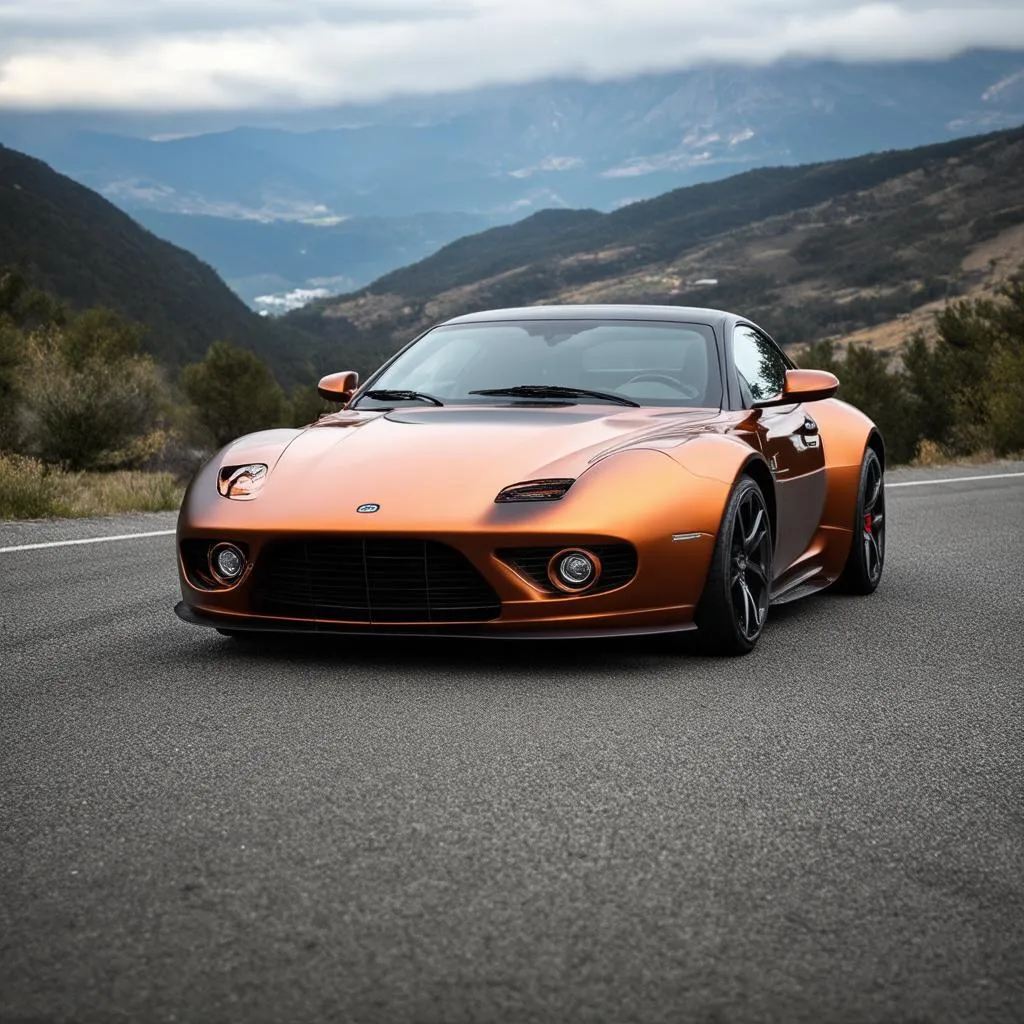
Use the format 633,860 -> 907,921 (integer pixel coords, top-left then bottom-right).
695,476 -> 773,656
731,487 -> 773,642
837,446 -> 886,594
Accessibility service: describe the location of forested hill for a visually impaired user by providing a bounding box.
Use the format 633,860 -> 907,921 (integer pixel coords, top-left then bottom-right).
289,125 -> 1024,367
0,143 -> 318,380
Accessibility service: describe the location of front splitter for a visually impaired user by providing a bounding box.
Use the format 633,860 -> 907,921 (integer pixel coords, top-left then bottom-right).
174,601 -> 696,641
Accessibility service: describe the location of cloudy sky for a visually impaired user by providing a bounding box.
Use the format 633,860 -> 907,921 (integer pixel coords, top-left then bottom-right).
1,0 -> 1023,110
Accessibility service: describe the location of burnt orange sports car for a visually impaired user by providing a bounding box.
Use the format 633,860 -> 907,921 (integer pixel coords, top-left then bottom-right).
175,305 -> 885,655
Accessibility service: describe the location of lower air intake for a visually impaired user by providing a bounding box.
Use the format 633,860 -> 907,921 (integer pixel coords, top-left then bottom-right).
255,538 -> 501,623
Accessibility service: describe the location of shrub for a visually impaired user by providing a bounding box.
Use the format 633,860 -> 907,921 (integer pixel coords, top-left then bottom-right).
985,343 -> 1024,453
798,268 -> 1024,463
180,340 -> 289,447
0,319 -> 24,450
0,453 -> 183,520
289,383 -> 335,427
0,453 -> 59,519
18,329 -> 170,471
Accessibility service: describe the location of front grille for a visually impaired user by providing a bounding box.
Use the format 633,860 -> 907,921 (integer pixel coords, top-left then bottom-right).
496,543 -> 638,594
254,538 -> 501,623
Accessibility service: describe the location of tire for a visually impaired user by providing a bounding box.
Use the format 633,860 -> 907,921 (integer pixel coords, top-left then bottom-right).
695,475 -> 773,656
836,446 -> 886,595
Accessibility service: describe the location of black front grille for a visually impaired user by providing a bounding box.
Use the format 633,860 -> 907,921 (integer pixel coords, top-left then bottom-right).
255,539 -> 501,623
497,543 -> 638,594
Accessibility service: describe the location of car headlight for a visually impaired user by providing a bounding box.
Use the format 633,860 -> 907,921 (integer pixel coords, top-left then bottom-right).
218,464 -> 268,500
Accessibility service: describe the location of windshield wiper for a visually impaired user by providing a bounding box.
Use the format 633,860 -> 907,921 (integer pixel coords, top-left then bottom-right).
468,385 -> 639,408
362,389 -> 444,407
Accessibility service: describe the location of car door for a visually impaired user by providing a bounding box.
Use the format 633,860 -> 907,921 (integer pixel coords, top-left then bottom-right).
731,325 -> 826,577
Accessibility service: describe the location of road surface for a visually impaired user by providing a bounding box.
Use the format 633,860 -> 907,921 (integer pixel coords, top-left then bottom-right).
2,464 -> 1023,1023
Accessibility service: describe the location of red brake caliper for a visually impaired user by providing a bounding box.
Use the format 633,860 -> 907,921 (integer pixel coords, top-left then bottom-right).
864,513 -> 873,534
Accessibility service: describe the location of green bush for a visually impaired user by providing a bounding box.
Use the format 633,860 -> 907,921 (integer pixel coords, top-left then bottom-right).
985,343 -> 1024,453
180,340 -> 290,447
18,325 -> 170,471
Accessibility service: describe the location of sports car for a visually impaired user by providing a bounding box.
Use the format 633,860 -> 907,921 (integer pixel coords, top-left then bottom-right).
174,305 -> 885,655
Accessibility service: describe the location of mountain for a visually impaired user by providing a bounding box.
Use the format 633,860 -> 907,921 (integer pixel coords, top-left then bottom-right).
2,51 -> 1021,312
286,126 -> 1024,367
0,143 -> 320,379
128,209 -> 498,309
5,52 -> 1024,221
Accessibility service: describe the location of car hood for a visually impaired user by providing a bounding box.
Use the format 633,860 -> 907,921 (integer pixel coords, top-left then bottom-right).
229,404 -> 721,527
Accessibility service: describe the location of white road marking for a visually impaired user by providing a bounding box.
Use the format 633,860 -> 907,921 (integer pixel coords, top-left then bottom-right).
0,471 -> 1020,555
0,529 -> 175,554
888,471 -> 1024,489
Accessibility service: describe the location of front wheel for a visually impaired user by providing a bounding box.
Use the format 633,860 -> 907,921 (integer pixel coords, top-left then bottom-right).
695,476 -> 773,656
836,446 -> 886,594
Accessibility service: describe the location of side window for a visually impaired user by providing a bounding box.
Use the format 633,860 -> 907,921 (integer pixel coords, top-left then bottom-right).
733,326 -> 789,405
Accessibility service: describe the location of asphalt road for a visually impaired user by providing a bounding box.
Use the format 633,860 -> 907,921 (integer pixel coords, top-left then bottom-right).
2,464 -> 1023,1024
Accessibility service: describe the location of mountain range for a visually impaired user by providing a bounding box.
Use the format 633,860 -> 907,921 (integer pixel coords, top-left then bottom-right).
0,144 -> 319,381
287,126 -> 1024,370
2,50 -> 1022,308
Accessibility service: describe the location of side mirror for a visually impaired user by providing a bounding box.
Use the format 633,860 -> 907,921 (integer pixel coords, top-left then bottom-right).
755,368 -> 839,407
317,370 -> 359,404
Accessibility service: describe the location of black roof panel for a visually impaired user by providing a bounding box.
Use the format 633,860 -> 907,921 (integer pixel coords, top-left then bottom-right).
442,304 -> 739,329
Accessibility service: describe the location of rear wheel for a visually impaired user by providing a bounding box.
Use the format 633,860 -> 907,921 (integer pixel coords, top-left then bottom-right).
836,447 -> 886,594
695,476 -> 773,656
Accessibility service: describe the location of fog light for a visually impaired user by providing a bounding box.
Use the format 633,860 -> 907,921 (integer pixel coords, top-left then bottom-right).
210,543 -> 245,584
548,548 -> 600,592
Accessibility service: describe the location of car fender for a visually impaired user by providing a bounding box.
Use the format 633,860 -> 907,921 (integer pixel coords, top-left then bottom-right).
812,398 -> 883,533
179,428 -> 302,532
654,434 -> 776,543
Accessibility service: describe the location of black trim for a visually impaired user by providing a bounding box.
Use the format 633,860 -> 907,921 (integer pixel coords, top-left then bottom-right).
252,537 -> 501,623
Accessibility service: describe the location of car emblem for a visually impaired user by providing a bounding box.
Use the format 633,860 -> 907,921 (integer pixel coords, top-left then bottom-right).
356,503 -> 380,514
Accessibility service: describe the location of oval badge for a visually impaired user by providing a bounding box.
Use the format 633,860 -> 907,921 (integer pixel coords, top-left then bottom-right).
356,503 -> 380,514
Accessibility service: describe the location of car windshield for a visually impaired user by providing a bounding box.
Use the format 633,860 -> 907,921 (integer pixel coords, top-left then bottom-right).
353,319 -> 722,409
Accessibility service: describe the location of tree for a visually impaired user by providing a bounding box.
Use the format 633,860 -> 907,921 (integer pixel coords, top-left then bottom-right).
288,384 -> 334,427
61,307 -> 147,370
180,340 -> 289,447
0,320 -> 24,450
0,265 -> 66,330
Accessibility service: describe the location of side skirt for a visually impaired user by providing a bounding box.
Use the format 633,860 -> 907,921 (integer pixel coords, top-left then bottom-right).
770,563 -> 833,606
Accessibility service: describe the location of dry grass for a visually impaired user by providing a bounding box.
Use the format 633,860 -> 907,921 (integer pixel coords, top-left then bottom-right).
908,441 -> 1022,469
0,453 -> 184,520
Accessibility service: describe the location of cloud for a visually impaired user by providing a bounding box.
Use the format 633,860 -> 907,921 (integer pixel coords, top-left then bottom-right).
0,0 -> 1022,110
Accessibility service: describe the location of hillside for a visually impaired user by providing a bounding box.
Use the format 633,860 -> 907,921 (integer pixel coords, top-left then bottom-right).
129,208 -> 497,308
4,52 -> 1020,318
0,144 -> 320,379
289,126 -> 1024,366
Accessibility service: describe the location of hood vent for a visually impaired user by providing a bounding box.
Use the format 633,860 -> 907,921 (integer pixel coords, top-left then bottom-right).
494,478 -> 575,503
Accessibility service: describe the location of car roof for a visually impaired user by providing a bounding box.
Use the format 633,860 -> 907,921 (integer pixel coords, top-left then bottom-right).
442,304 -> 741,331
